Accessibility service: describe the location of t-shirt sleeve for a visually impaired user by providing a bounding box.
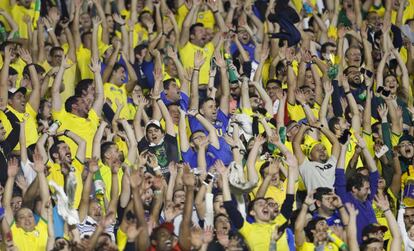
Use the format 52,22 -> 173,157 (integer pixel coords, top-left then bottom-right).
181,148 -> 197,168
180,92 -> 190,111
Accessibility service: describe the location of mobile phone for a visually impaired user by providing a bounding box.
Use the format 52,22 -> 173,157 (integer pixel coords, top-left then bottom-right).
377,86 -> 384,93
338,129 -> 351,144
203,172 -> 215,185
382,89 -> 391,97
375,145 -> 389,158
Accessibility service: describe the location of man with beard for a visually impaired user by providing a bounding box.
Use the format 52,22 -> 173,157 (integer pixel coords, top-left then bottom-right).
293,121 -> 340,191
335,136 -> 379,244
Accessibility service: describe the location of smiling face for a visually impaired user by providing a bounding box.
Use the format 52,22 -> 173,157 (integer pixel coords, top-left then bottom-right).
173,190 -> 185,210
250,198 -> 271,222
213,195 -> 227,215
237,27 -> 250,44
266,82 -> 282,102
384,75 -> 398,95
15,208 -> 36,232
113,66 -> 127,85
146,126 -> 164,144
215,215 -> 231,235
153,228 -> 174,251
56,142 -> 72,163
346,48 -> 362,66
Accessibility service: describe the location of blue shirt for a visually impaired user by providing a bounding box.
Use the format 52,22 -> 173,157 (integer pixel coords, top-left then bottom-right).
230,41 -> 256,61
161,92 -> 189,111
334,169 -> 379,244
189,109 -> 230,136
181,137 -> 233,169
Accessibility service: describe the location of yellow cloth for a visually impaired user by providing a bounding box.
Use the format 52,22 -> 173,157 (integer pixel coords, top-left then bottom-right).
0,1 -> 11,31
42,59 -> 77,103
287,103 -> 320,122
104,82 -> 134,120
52,108 -> 100,159
47,158 -> 84,208
176,5 -> 215,30
76,45 -> 94,80
99,160 -> 124,201
117,228 -> 128,250
239,215 -> 288,251
11,218 -> 48,251
10,58 -> 26,88
373,189 -> 397,241
6,103 -> 38,151
10,3 -> 35,39
179,42 -> 214,85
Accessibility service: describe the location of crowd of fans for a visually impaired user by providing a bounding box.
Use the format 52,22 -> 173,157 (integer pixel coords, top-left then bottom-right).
1,0 -> 414,250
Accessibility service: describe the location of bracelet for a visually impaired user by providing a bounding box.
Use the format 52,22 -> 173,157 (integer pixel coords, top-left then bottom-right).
286,61 -> 292,66
213,10 -> 219,14
46,27 -> 53,32
344,91 -> 351,96
304,202 -> 311,207
193,68 -> 200,71
383,208 -> 391,213
231,146 -> 239,151
63,129 -> 70,136
337,205 -> 344,210
26,63 -> 35,67
156,98 -> 162,102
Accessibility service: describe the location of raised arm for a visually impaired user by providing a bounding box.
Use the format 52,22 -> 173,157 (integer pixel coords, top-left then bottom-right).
374,195 -> 402,251
179,1 -> 200,47
295,193 -> 315,247
3,158 -> 19,224
0,46 -> 12,110
107,161 -> 120,214
78,158 -> 98,222
51,57 -> 70,111
119,120 -> 138,164
65,130 -> 86,163
292,125 -> 307,165
215,51 -> 230,115
189,51 -> 205,110
72,0 -> 82,50
90,58 -> 104,116
345,203 -> 359,251
178,109 -> 190,152
178,165 -> 196,251
190,111 -> 220,148
319,80 -> 334,125
32,151 -> 50,220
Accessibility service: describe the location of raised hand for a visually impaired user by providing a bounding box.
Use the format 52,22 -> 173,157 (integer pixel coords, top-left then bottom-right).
33,149 -> 45,173
88,157 -> 100,173
323,80 -> 334,96
194,50 -> 206,70
203,225 -> 214,244
295,89 -> 307,105
126,225 -> 143,242
304,191 -> 316,207
214,160 -> 228,177
374,194 -> 390,212
166,46 -> 178,60
377,104 -> 388,121
254,134 -> 267,146
92,16 -> 102,28
214,50 -> 226,69
112,14 -> 126,25
330,193 -> 343,209
130,170 -> 143,189
345,203 -> 359,218
18,47 -> 33,64
89,57 -> 101,73
182,163 -> 196,187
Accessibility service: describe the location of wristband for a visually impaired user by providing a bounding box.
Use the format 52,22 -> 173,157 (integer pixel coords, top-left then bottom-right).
213,10 -> 219,14
344,91 -> 351,96
231,146 -> 239,151
383,208 -> 391,213
63,130 -> 70,136
156,98 -> 162,102
337,205 -> 344,210
26,63 -> 35,67
193,68 -> 200,71
304,202 -> 311,207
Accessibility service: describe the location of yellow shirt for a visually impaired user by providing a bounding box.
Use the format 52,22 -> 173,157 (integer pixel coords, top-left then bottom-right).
76,45 -> 94,80
0,1 -> 11,31
239,215 -> 288,251
99,160 -> 124,201
11,218 -> 48,251
117,228 -> 128,250
287,103 -> 320,122
52,108 -> 100,158
10,58 -> 26,88
10,3 -> 35,39
176,5 -> 215,30
7,103 -> 38,151
179,42 -> 214,85
42,59 -> 77,103
47,158 -> 84,208
103,82 -> 134,120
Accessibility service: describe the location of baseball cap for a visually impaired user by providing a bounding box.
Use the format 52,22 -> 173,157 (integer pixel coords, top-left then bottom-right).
8,87 -> 27,98
145,119 -> 162,132
362,223 -> 388,239
399,133 -> 414,145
